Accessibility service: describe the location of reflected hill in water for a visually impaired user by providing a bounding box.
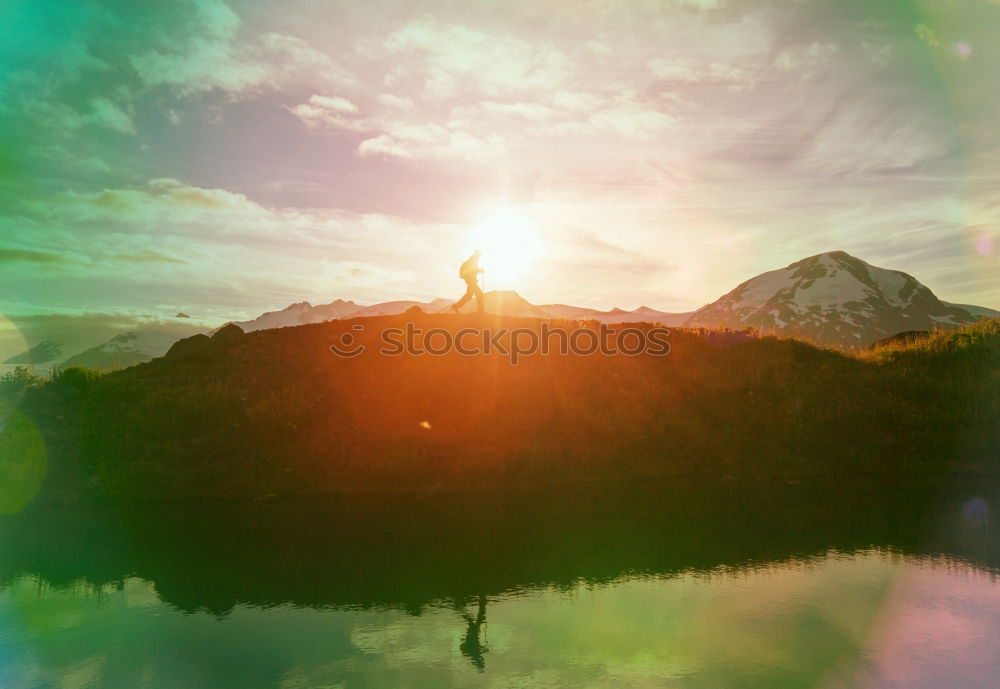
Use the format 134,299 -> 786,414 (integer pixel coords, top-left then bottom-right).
2,479 -> 998,616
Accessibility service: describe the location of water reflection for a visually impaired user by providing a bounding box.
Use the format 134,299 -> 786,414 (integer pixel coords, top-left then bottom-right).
3,552 -> 999,689
1,479 -> 999,688
457,594 -> 489,671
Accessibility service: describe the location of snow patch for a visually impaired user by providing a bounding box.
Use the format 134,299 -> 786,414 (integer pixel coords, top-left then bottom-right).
867,266 -> 912,307
929,314 -> 958,325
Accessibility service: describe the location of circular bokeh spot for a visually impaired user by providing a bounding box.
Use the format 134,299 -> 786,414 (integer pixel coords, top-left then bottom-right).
0,410 -> 47,513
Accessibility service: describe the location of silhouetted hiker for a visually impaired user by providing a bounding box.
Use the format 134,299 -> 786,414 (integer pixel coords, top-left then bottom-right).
458,594 -> 489,671
451,250 -> 484,314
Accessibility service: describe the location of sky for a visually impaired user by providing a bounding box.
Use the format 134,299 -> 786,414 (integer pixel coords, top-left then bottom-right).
1,0 -> 999,349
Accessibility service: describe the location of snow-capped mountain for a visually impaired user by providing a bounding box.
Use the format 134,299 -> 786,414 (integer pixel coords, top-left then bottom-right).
60,330 -> 198,370
685,251 -> 983,347
3,340 -> 62,365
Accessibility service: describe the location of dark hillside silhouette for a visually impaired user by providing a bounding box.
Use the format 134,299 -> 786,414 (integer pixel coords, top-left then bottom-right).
5,316 -> 999,503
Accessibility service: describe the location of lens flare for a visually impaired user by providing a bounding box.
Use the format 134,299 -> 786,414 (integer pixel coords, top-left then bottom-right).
952,42 -> 972,59
974,231 -> 994,256
467,205 -> 545,289
0,411 -> 47,514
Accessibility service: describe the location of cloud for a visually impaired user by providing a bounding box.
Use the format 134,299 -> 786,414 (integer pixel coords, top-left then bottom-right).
285,11 -> 689,162
131,45 -> 264,98
650,59 -> 757,90
649,41 -> 838,91
287,91 -> 513,161
550,91 -> 604,112
381,16 -> 571,98
16,94 -> 134,138
127,0 -> 265,96
914,24 -> 940,48
309,95 -> 358,114
797,99 -> 955,176
128,5 -> 355,98
34,178 -> 279,237
356,135 -> 414,159
0,248 -> 70,264
479,101 -> 555,120
3,0 -> 999,315
774,42 -> 839,76
87,97 -> 135,134
377,93 -> 414,110
622,0 -> 724,7
648,59 -> 701,82
34,146 -> 111,176
586,99 -> 677,138
5,175 -> 735,313
259,33 -> 357,91
357,129 -> 505,162
3,178 -> 469,312
287,94 -> 365,130
317,260 -> 416,292
111,250 -> 185,264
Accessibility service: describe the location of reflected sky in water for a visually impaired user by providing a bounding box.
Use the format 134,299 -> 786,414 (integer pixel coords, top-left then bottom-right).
3,549 -> 999,689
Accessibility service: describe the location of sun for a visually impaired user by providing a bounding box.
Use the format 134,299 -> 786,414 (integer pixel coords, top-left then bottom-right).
466,205 -> 545,289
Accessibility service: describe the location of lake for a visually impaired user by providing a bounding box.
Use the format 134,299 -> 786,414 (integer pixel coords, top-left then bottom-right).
1,479 -> 998,688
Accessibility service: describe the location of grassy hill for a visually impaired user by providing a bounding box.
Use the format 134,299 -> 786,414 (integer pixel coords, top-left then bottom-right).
3,315 -> 998,504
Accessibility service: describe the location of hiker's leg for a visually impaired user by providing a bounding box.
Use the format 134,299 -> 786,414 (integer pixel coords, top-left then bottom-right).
473,282 -> 484,313
455,281 -> 475,308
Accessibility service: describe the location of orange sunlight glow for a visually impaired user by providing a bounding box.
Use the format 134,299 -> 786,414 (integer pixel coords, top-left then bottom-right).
467,205 -> 545,289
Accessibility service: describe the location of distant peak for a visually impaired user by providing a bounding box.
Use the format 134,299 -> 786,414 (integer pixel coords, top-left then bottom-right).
111,332 -> 140,342
284,301 -> 313,311
789,250 -> 861,269
808,250 -> 852,261
212,323 -> 244,340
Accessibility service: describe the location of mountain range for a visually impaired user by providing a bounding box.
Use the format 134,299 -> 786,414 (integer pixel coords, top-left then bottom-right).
228,291 -> 693,330
228,298 -> 454,332
59,331 -> 191,371
3,340 -> 62,365
8,251 -> 998,370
